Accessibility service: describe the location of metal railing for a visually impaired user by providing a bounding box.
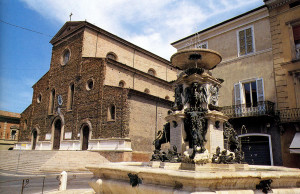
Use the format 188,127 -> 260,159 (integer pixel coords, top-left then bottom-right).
221,101 -> 275,118
277,108 -> 300,123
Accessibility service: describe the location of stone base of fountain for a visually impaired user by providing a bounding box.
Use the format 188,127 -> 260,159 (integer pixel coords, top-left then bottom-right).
87,162 -> 300,194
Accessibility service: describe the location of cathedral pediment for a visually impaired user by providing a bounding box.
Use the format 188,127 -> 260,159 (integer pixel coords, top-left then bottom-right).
50,21 -> 86,45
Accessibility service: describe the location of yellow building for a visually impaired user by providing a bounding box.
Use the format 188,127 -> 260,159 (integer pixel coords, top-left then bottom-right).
172,6 -> 282,166
264,0 -> 300,168
0,110 -> 20,150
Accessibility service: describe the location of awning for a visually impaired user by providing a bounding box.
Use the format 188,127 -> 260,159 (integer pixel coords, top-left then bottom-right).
289,132 -> 300,154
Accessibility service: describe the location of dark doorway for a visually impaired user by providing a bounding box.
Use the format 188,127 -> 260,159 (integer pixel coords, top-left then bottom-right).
32,130 -> 37,150
241,135 -> 271,165
82,126 -> 89,150
53,120 -> 61,150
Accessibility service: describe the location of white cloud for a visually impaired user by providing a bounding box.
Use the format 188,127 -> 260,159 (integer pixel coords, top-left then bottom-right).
21,0 -> 262,60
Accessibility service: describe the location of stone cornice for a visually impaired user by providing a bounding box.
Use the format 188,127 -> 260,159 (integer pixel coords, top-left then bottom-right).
264,0 -> 294,9
106,58 -> 173,88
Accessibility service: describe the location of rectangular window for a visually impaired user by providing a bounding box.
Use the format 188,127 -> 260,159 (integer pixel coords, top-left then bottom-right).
293,25 -> 300,59
197,42 -> 208,49
243,81 -> 257,107
234,78 -> 264,106
238,27 -> 254,56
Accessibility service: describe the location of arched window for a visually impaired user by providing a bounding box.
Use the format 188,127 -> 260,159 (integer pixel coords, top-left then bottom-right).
108,104 -> 116,121
49,89 -> 55,114
67,83 -> 75,110
62,49 -> 70,65
119,80 -> 125,88
86,79 -> 94,91
144,88 -> 150,94
24,119 -> 27,130
148,68 -> 156,76
37,93 -> 42,103
106,52 -> 117,61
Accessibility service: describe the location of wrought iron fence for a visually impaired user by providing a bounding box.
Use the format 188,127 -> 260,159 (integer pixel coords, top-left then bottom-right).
277,108 -> 300,123
221,101 -> 275,118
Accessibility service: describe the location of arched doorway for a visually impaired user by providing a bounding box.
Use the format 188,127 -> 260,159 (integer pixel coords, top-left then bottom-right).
82,126 -> 89,150
53,120 -> 62,150
32,129 -> 37,150
240,134 -> 273,165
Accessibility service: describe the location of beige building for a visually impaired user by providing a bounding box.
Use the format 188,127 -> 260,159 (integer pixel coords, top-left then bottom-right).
264,0 -> 300,168
17,21 -> 177,161
0,110 -> 20,150
172,6 -> 282,166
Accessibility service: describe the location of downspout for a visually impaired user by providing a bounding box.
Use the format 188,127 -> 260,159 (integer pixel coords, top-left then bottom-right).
155,101 -> 158,139
133,50 -> 135,89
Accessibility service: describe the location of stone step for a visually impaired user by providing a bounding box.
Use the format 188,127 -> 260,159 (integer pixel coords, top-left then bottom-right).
0,150 -> 109,174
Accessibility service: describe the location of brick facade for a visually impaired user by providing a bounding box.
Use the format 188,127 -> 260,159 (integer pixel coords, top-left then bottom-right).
18,21 -> 176,158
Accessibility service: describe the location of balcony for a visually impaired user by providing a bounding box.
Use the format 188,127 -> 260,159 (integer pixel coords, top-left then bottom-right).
221,101 -> 275,119
277,108 -> 300,123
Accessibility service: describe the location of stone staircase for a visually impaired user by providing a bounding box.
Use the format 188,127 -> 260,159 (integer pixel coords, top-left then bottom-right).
0,150 -> 109,174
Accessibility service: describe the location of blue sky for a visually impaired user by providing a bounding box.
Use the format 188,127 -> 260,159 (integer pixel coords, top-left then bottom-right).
0,0 -> 264,113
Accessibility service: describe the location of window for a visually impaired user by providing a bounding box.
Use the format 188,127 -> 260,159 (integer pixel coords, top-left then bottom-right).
62,49 -> 70,65
24,119 -> 27,130
119,80 -> 125,88
108,105 -> 116,121
238,27 -> 254,56
86,79 -> 94,90
67,83 -> 75,110
165,95 -> 170,100
147,68 -> 156,76
37,94 -> 42,103
293,25 -> 300,59
10,129 -> 17,140
49,89 -> 55,114
106,52 -> 117,61
197,42 -> 207,49
234,78 -> 264,107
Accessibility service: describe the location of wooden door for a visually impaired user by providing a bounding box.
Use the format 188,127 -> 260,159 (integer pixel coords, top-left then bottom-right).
32,130 -> 37,150
241,136 -> 271,165
53,120 -> 61,150
82,126 -> 89,150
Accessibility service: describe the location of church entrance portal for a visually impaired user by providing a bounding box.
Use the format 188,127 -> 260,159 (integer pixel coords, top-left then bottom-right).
82,126 -> 89,150
32,130 -> 37,150
53,120 -> 61,150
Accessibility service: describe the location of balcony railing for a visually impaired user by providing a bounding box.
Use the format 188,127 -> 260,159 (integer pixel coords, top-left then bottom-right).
277,108 -> 300,123
221,101 -> 275,118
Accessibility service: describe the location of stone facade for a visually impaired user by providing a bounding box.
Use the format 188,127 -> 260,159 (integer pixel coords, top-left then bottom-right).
172,6 -> 283,166
17,21 -> 177,161
264,0 -> 300,168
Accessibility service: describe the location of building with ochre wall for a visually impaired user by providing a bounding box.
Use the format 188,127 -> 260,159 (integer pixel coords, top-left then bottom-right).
17,21 -> 177,161
0,110 -> 20,150
264,0 -> 300,168
172,6 -> 282,166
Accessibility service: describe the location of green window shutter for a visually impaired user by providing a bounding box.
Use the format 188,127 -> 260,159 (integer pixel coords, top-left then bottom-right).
256,78 -> 264,102
246,28 -> 253,53
239,30 -> 246,55
234,83 -> 242,105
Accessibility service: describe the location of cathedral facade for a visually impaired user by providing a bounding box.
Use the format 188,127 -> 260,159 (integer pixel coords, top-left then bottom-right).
16,21 -> 177,161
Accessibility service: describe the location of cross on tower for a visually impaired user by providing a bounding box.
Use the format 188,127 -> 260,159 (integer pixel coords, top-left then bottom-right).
69,13 -> 73,21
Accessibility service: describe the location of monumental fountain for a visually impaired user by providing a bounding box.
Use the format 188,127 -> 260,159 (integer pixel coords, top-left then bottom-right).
87,48 -> 300,194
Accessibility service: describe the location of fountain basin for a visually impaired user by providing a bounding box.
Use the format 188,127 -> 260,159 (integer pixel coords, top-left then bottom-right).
87,162 -> 300,194
171,48 -> 222,70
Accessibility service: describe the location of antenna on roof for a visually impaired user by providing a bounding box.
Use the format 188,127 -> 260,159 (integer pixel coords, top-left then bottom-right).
69,13 -> 73,21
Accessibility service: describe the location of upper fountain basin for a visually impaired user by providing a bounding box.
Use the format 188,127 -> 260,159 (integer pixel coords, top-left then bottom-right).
171,48 -> 222,70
